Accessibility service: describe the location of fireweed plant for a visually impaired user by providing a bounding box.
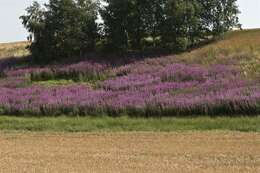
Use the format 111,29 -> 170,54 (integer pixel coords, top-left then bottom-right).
0,58 -> 259,117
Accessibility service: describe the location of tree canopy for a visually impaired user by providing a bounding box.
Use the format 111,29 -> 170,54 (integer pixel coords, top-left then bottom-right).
21,0 -> 240,62
21,0 -> 99,62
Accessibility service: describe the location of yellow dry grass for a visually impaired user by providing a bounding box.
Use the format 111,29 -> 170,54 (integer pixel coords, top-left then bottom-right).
0,131 -> 259,173
178,29 -> 260,62
176,29 -> 260,78
0,41 -> 30,59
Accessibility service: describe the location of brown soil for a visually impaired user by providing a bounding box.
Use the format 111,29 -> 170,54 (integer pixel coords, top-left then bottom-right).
0,132 -> 259,173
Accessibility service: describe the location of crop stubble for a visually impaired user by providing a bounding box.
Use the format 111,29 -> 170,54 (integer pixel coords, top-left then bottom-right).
0,132 -> 259,173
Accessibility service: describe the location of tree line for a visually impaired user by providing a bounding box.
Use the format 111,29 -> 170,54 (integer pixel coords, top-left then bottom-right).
21,0 -> 240,62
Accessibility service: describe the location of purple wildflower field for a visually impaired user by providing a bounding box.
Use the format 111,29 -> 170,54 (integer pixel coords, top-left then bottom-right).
0,57 -> 259,116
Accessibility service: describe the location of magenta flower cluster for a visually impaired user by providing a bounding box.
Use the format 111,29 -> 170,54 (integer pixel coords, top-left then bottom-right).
0,59 -> 259,116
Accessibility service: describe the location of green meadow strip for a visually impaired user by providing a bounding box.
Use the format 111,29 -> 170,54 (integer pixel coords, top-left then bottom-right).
0,116 -> 259,132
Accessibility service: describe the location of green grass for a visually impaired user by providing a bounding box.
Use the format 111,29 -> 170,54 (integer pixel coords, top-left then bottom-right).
0,116 -> 259,132
33,79 -> 81,86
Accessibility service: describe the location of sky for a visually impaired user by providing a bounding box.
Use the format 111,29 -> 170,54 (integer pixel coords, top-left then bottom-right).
0,0 -> 259,43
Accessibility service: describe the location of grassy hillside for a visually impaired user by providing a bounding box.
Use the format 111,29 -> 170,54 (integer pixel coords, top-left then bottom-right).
177,29 -> 260,78
0,29 -> 259,117
0,41 -> 29,58
1,29 -> 260,76
121,29 -> 260,79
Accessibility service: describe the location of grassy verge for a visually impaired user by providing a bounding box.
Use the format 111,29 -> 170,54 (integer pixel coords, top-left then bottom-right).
0,116 -> 259,132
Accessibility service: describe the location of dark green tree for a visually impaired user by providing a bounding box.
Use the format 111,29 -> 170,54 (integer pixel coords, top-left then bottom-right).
198,0 -> 240,36
100,0 -> 130,52
20,0 -> 99,62
20,1 -> 45,42
160,0 -> 197,51
100,0 -> 166,51
22,0 -> 240,59
161,0 -> 240,51
128,0 -> 166,50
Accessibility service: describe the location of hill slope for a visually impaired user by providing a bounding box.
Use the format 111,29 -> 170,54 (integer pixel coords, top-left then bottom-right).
1,29 -> 260,77
0,29 -> 259,116
0,41 -> 29,59
178,29 -> 260,78
117,29 -> 260,78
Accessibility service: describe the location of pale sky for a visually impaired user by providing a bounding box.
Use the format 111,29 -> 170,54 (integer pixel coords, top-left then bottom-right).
0,0 -> 259,43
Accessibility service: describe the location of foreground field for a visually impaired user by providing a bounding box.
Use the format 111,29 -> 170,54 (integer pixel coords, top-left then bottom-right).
0,132 -> 259,173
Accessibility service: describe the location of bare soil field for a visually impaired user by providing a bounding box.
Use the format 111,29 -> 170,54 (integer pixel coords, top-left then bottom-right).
0,132 -> 259,173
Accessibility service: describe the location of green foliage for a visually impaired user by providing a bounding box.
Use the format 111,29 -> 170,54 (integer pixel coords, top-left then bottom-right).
160,0 -> 201,51
0,116 -> 259,132
101,0 -> 240,53
20,2 -> 45,42
101,0 -> 166,51
21,0 -> 240,59
20,0 -> 99,62
197,0 -> 241,36
30,69 -> 109,83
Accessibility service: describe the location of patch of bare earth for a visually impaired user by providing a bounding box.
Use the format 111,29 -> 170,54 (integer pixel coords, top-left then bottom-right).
0,132 -> 259,173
